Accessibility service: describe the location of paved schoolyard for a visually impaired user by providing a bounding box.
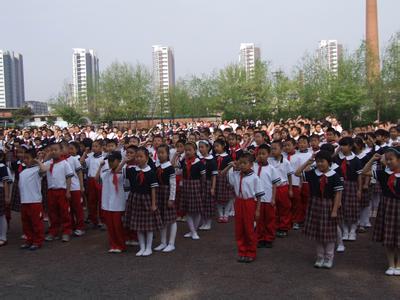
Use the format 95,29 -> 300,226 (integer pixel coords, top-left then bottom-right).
1,214 -> 400,299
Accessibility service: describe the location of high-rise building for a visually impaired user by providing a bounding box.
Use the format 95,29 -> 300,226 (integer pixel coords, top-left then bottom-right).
239,43 -> 261,77
72,48 -> 99,113
152,45 -> 175,115
0,50 -> 25,108
318,40 -> 343,74
25,100 -> 49,115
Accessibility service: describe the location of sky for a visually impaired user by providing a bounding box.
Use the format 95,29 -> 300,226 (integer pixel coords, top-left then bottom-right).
1,0 -> 399,101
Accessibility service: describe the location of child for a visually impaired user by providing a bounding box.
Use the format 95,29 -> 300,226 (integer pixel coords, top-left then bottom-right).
19,149 -> 45,250
198,140 -> 217,230
124,147 -> 162,256
67,141 -> 85,236
10,147 -> 26,214
309,134 -> 321,153
227,133 -> 243,161
334,137 -> 362,241
226,153 -> 264,263
38,143 -> 73,242
214,139 -> 233,223
154,144 -> 177,252
96,151 -> 126,253
0,151 -> 11,247
268,141 -> 294,237
254,144 -> 280,248
180,142 -> 206,240
295,150 -> 343,269
363,147 -> 400,276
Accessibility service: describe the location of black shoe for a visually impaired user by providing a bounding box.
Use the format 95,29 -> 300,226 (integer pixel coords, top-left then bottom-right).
29,245 -> 40,251
20,243 -> 31,249
245,257 -> 255,263
265,241 -> 273,248
277,230 -> 288,238
237,256 -> 246,263
257,241 -> 266,248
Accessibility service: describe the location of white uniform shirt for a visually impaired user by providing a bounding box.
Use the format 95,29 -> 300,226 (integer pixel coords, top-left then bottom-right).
253,163 -> 281,203
290,150 -> 313,186
101,169 -> 125,212
45,160 -> 73,189
85,153 -> 105,177
66,155 -> 82,192
267,156 -> 294,186
18,165 -> 43,204
228,169 -> 265,200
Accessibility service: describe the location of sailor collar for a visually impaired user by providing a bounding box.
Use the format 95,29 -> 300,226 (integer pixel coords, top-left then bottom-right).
135,165 -> 151,172
330,162 -> 339,170
160,161 -> 172,169
199,154 -> 213,160
315,169 -> 336,177
385,168 -> 400,177
356,149 -> 368,160
338,152 -> 355,160
216,152 -> 228,157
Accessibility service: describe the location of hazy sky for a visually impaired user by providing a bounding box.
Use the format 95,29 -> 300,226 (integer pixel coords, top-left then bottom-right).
1,0 -> 399,101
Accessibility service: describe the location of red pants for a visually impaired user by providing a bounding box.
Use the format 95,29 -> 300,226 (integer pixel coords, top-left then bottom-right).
87,178 -> 103,225
103,210 -> 126,251
291,186 -> 302,224
234,198 -> 257,258
256,203 -> 276,242
69,191 -> 85,231
21,203 -> 45,246
47,189 -> 72,236
275,185 -> 292,231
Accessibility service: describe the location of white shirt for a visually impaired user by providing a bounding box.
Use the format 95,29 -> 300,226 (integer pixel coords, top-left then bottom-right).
101,169 -> 125,212
290,150 -> 313,186
267,156 -> 294,186
45,159 -> 73,189
228,169 -> 265,200
253,163 -> 281,203
18,165 -> 43,204
66,155 -> 82,192
85,153 -> 105,177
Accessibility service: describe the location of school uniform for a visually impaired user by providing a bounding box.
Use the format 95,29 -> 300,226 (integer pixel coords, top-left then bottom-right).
101,168 -> 126,251
10,160 -> 26,212
66,155 -> 85,231
285,151 -> 302,225
172,152 -> 185,218
200,155 -> 218,219
228,168 -> 265,259
0,164 -> 12,241
45,159 -> 74,236
156,162 -> 177,225
122,163 -> 138,241
228,146 -> 243,162
268,156 -> 294,232
372,168 -> 400,248
253,162 -> 281,243
18,165 -> 45,247
124,165 -> 162,231
297,150 -> 313,224
85,152 -> 104,225
215,153 -> 233,204
180,157 -> 206,214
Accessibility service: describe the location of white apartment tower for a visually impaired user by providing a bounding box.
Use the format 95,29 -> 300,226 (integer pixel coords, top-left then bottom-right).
318,40 -> 343,74
152,45 -> 175,115
72,48 -> 99,113
239,43 -> 261,77
0,50 -> 25,108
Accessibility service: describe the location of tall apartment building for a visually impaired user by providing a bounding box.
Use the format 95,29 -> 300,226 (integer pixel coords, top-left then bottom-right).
0,50 -> 25,108
318,40 -> 343,74
239,43 -> 261,77
72,48 -> 99,112
152,45 -> 175,115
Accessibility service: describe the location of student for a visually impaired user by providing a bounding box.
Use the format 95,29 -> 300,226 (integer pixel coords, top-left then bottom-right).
227,133 -> 243,161
19,149 -> 45,250
268,141 -> 294,237
0,151 -> 11,247
171,140 -> 186,221
198,140 -> 217,230
180,142 -> 206,240
254,144 -> 281,248
334,137 -> 362,241
296,150 -> 343,269
310,134 -> 321,153
124,147 -> 162,256
38,143 -> 74,242
154,144 -> 177,252
363,147 -> 400,276
226,153 -> 264,263
96,151 -> 126,253
10,147 -> 26,214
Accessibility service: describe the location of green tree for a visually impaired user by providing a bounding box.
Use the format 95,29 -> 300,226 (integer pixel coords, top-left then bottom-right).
12,106 -> 34,124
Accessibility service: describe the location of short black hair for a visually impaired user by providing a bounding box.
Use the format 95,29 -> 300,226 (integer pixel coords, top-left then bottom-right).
339,137 -> 354,147
298,135 -> 309,143
315,150 -> 332,165
240,152 -> 254,163
107,151 -> 122,162
258,144 -> 271,153
320,143 -> 335,156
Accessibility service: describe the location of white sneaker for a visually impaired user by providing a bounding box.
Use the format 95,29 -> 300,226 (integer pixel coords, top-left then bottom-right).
342,232 -> 349,241
125,240 -> 139,246
385,267 -> 396,276
136,249 -> 145,257
336,245 -> 346,253
142,249 -> 152,256
348,232 -> 357,241
191,232 -> 200,240
73,229 -> 85,237
394,268 -> 400,276
184,232 -> 192,238
198,225 -> 206,230
162,244 -> 175,252
314,258 -> 324,268
113,249 -> 122,254
365,222 -> 372,228
203,224 -> 211,230
108,249 -> 116,253
154,244 -> 166,251
322,259 -> 333,269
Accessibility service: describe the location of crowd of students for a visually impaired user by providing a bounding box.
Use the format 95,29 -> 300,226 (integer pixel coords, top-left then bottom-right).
0,118 -> 399,275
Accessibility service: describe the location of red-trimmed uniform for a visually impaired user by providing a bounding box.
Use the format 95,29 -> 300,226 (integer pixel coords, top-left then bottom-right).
156,161 -> 177,224
85,152 -> 104,225
200,154 -> 218,219
66,155 -> 85,231
215,153 -> 233,204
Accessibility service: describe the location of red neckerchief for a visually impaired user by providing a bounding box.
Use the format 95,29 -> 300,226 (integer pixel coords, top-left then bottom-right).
387,169 -> 400,196
156,167 -> 164,184
50,158 -> 63,175
217,155 -> 224,171
254,146 -> 260,157
257,162 -> 268,177
230,145 -> 240,161
153,149 -> 158,161
137,170 -> 145,185
17,162 -> 23,174
341,159 -> 348,180
320,174 -> 328,196
200,157 -> 206,164
185,157 -> 196,179
112,170 -> 119,193
287,151 -> 295,161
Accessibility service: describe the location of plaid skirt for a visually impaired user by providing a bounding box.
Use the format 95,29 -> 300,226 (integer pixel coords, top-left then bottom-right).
0,187 -> 4,216
10,180 -> 21,212
360,186 -> 372,208
372,196 -> 400,248
304,196 -> 338,243
201,179 -> 215,219
215,174 -> 233,204
181,179 -> 203,214
342,181 -> 360,224
124,192 -> 162,231
372,183 -> 382,194
157,185 -> 177,225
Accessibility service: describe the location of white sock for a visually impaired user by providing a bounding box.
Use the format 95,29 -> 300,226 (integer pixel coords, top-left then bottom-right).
146,231 -> 153,251
217,205 -> 224,217
224,200 -> 233,217
168,222 -> 177,246
186,215 -> 196,234
160,227 -> 167,245
194,213 -> 201,229
350,223 -> 357,234
0,215 -> 7,241
359,205 -> 371,226
206,219 -> 212,228
337,226 -> 344,246
136,231 -> 146,255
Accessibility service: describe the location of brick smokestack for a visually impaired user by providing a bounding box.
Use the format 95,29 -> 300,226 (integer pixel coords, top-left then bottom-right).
366,0 -> 380,82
